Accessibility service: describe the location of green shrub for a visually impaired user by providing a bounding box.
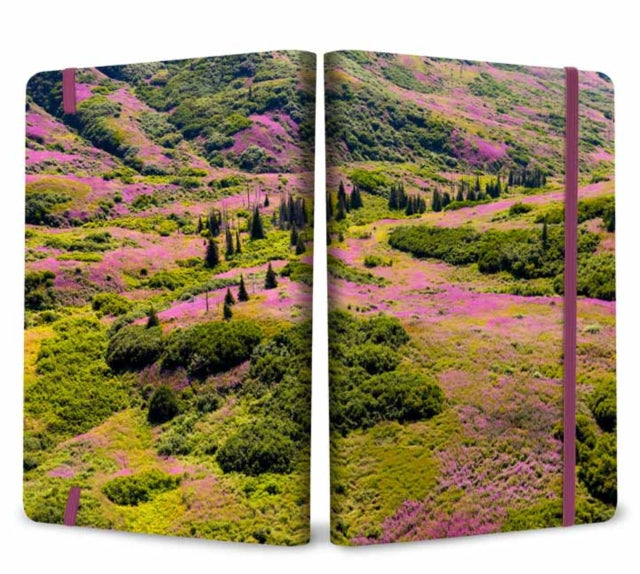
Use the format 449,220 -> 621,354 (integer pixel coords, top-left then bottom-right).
577,253 -> 615,301
328,311 -> 443,435
589,379 -> 616,431
105,325 -> 164,372
579,433 -> 617,505
328,255 -> 387,286
148,385 -> 179,424
25,270 -> 57,311
162,320 -> 262,379
363,254 -> 392,268
350,343 -> 400,374
102,470 -> 180,506
157,431 -> 190,455
217,419 -> 296,475
509,202 -> 533,216
25,317 -> 130,438
92,292 -> 132,317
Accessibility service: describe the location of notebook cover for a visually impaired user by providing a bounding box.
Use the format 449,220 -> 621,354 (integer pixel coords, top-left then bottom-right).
24,51 -> 315,545
325,51 -> 616,544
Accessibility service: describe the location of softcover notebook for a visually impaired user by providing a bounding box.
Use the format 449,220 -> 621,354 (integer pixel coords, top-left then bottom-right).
24,50 -> 616,547
326,52 -> 615,544
24,51 -> 315,545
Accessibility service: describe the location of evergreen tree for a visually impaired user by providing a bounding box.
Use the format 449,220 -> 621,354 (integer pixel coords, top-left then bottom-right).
225,227 -> 234,257
224,287 -> 236,306
456,184 -> 465,202
208,210 -> 220,237
146,307 -> 159,328
265,262 -> 278,289
196,217 -> 203,234
405,196 -> 415,216
442,192 -> 451,209
326,192 -> 334,220
474,175 -> 481,194
541,218 -> 549,250
223,302 -> 233,321
350,185 -> 363,209
235,230 -> 242,254
264,194 -> 270,207
337,180 -> 349,212
605,208 -> 615,233
205,239 -> 220,268
336,195 -> 347,221
295,234 -> 306,255
389,185 -> 398,210
238,274 -> 249,302
290,225 -> 298,246
250,205 -> 265,240
431,189 -> 443,212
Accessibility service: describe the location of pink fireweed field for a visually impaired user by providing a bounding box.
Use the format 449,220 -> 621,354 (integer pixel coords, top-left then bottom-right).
326,53 -> 615,545
24,52 -> 315,545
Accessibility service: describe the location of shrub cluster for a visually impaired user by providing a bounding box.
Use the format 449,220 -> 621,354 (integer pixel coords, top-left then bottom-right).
329,311 -> 444,435
102,470 -> 180,506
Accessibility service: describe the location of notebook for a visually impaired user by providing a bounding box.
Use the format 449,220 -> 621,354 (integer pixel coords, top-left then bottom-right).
24,51 -> 315,545
326,51 -> 615,544
24,50 -> 616,546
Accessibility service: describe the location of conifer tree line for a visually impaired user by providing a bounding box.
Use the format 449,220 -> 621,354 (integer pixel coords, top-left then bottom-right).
328,180 -> 365,222
387,181 -> 427,214
507,166 -> 547,189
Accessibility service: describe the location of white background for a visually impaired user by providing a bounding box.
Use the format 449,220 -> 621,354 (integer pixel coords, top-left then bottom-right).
1,1 -> 637,572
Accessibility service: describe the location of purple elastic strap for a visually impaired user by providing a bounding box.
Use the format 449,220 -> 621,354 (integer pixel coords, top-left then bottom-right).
563,67 -> 579,527
63,487 -> 81,526
62,68 -> 76,114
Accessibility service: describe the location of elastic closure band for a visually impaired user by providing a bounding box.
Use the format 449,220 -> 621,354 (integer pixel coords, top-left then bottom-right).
563,66 -> 579,527
62,68 -> 77,114
63,487 -> 81,526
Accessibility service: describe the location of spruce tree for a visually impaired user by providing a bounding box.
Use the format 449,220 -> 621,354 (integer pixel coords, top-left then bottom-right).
265,262 -> 278,289
238,274 -> 249,301
250,205 -> 265,240
326,192 -> 334,220
336,195 -> 347,221
475,175 -> 481,194
223,302 -> 233,321
431,189 -> 442,212
205,239 -> 220,268
235,231 -> 242,254
196,217 -> 203,234
224,287 -> 236,306
295,234 -> 306,255
442,192 -> 451,209
264,194 -> 270,207
542,219 -> 549,250
225,228 -> 234,258
456,185 -> 465,202
146,307 -> 159,328
290,225 -> 299,247
208,210 -> 220,237
350,185 -> 363,210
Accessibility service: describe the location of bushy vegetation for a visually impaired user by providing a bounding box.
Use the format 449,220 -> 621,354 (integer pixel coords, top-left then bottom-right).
162,320 -> 262,379
25,318 -> 130,438
148,385 -> 179,424
92,292 -> 132,317
329,311 -> 444,435
217,419 -> 296,475
106,325 -> 164,372
328,254 -> 387,286
25,270 -> 57,311
389,224 -> 613,299
102,470 -> 180,506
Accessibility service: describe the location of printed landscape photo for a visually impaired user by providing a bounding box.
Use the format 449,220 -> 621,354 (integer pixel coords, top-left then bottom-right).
326,52 -> 616,544
24,51 -> 315,545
